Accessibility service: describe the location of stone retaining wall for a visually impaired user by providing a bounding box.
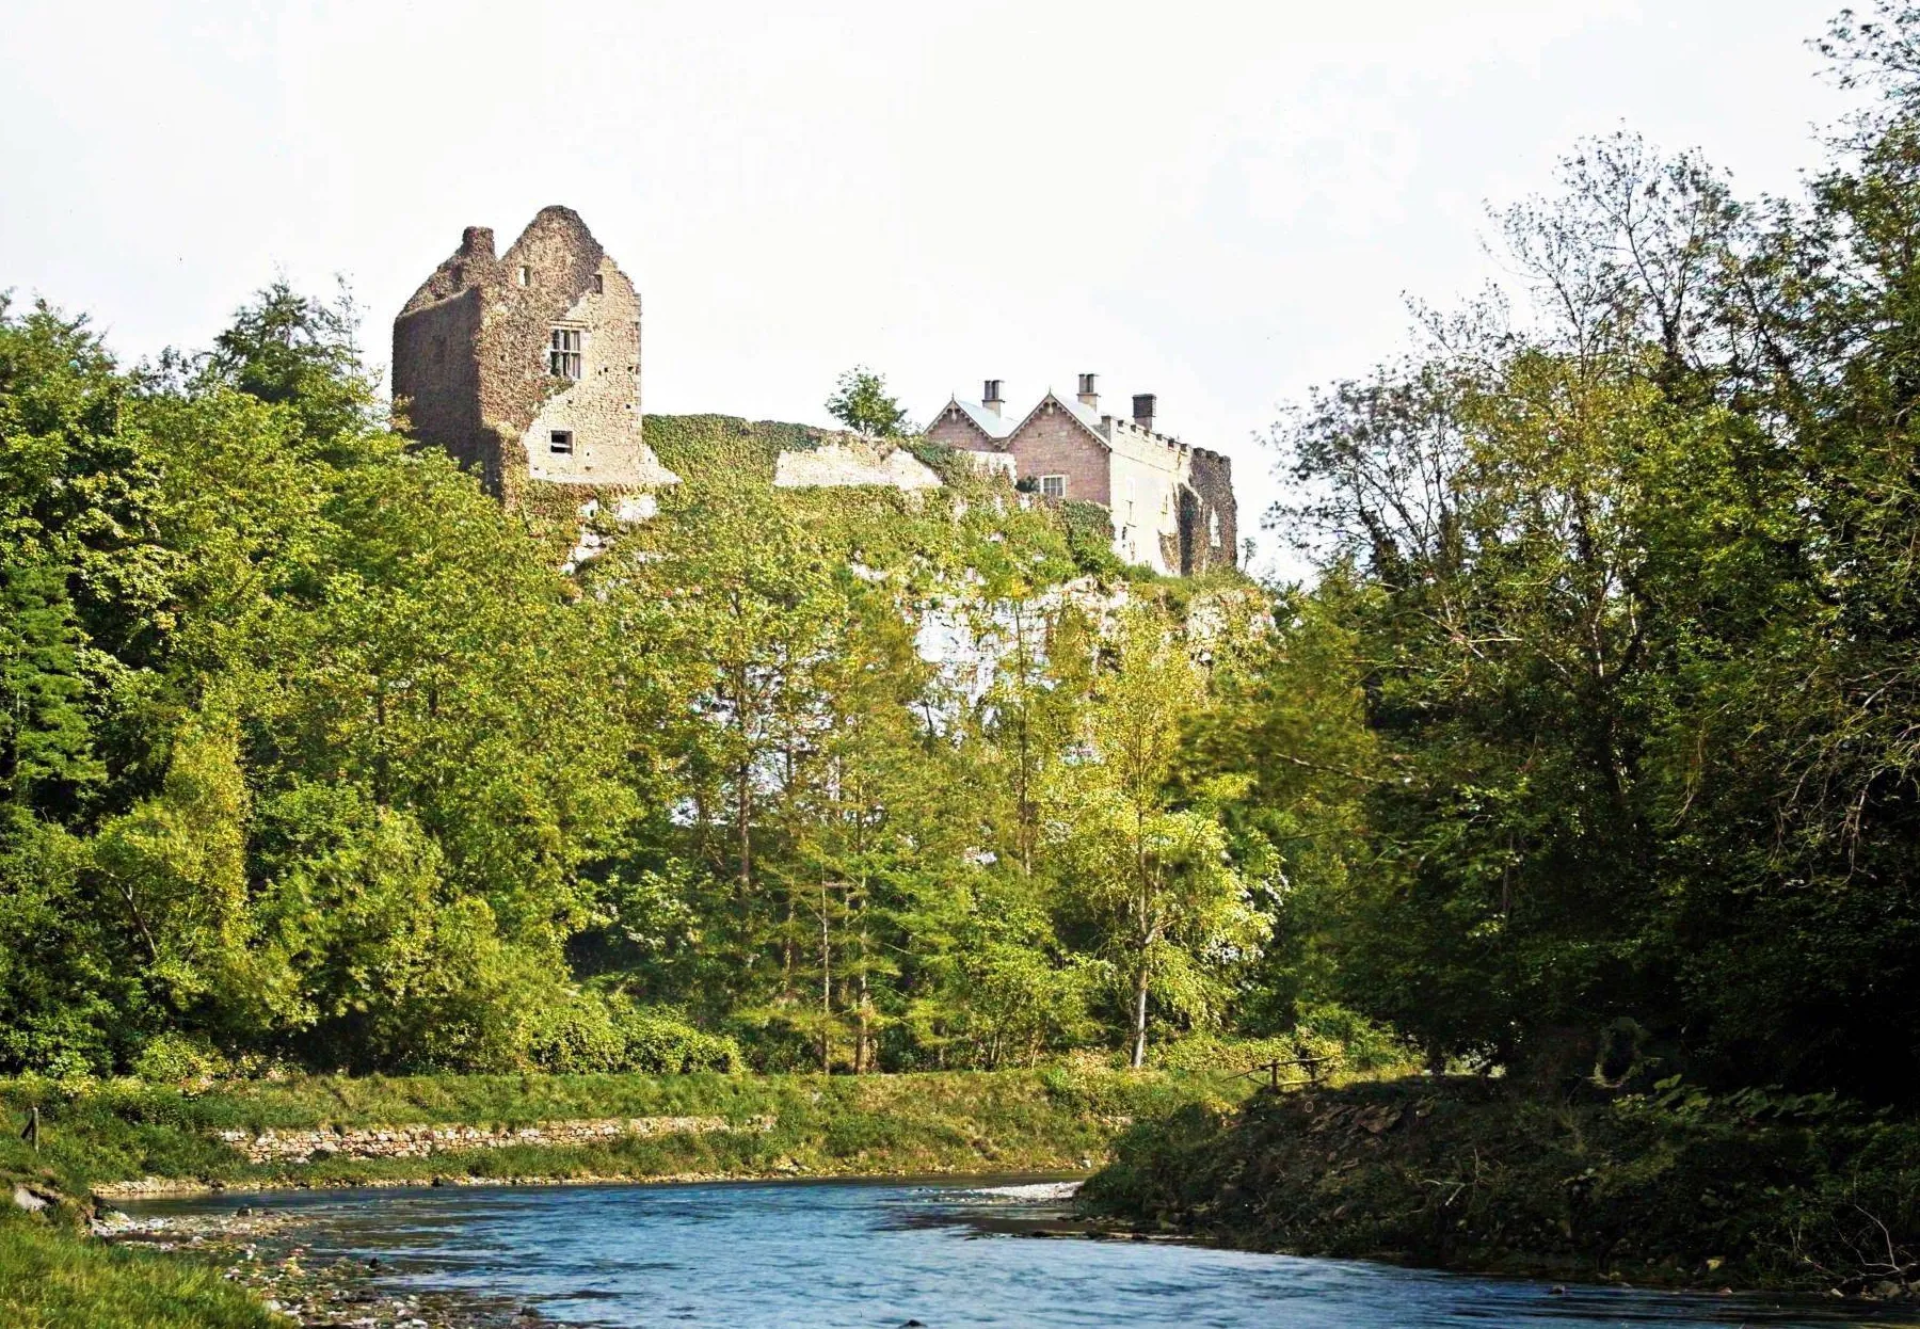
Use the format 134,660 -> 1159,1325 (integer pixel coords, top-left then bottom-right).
216,1115 -> 775,1165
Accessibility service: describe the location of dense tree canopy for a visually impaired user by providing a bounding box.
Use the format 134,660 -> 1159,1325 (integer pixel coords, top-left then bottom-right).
11,7 -> 1920,1101
1260,3 -> 1920,1101
0,289 -> 1277,1078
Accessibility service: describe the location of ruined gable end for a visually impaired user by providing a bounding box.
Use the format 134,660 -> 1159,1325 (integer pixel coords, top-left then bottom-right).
392,206 -> 678,502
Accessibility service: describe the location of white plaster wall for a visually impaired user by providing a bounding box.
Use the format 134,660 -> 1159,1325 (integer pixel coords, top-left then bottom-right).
1100,419 -> 1191,573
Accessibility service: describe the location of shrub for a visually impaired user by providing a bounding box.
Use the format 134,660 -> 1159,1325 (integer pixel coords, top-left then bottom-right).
1151,1033 -> 1300,1076
612,1005 -> 741,1073
526,991 -> 741,1074
1292,1002 -> 1415,1072
523,995 -> 627,1073
130,1034 -> 230,1084
1061,501 -> 1123,576
1149,1006 -> 1415,1079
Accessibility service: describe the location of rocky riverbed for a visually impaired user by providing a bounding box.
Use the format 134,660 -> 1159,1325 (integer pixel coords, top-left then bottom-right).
95,1205 -> 542,1328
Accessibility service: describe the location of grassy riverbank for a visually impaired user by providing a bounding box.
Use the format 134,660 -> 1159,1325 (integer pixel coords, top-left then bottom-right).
0,1066 -> 1243,1200
1080,1077 -> 1920,1299
0,1216 -> 273,1329
0,1067 -> 1242,1325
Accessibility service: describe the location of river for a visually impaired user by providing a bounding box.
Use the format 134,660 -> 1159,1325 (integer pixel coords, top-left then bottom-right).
131,1178 -> 1906,1328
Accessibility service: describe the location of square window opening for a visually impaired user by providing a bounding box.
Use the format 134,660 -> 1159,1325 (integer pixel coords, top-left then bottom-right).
549,430 -> 574,456
517,265 -> 531,287
593,273 -> 605,294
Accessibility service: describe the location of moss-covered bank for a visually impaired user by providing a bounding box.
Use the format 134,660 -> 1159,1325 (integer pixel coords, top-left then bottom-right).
1079,1077 -> 1920,1299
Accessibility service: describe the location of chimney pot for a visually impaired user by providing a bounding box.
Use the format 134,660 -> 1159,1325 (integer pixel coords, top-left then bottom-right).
1132,393 -> 1157,432
983,379 -> 1004,416
1077,372 -> 1099,412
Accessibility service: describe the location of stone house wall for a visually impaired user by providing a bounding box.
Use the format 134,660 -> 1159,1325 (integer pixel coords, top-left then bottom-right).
520,266 -> 648,485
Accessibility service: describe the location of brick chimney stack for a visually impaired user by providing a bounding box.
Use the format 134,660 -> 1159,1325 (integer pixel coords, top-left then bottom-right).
983,379 -> 1004,417
1077,373 -> 1099,412
1132,393 -> 1157,433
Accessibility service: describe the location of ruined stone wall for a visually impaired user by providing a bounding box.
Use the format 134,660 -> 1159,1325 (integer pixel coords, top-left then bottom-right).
393,208 -> 675,497
963,450 -> 1017,482
1185,447 -> 1238,573
393,232 -> 501,489
773,438 -> 943,490
1007,400 -> 1110,506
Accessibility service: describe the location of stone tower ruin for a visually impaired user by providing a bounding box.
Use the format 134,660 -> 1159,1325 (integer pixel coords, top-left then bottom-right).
392,206 -> 677,498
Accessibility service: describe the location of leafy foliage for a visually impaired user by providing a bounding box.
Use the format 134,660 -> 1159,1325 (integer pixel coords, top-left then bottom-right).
0,283 -> 1307,1082
823,365 -> 910,437
1253,7 -> 1920,1101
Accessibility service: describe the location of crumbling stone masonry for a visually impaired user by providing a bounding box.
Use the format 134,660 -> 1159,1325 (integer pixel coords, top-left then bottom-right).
392,206 -> 678,501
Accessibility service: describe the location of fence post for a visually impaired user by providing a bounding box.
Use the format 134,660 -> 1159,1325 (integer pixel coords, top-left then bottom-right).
22,1105 -> 39,1152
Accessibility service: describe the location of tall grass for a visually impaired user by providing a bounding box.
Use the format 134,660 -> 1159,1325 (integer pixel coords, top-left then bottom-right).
0,1217 -> 272,1329
0,1068 -> 1245,1194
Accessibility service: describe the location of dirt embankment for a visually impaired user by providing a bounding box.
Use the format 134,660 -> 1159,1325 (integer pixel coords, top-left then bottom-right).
1079,1077 -> 1920,1302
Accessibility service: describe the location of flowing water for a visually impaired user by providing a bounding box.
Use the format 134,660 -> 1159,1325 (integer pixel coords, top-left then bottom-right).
134,1179 -> 1907,1328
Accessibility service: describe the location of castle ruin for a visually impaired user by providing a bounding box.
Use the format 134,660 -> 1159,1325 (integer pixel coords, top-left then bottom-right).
392,206 -> 678,498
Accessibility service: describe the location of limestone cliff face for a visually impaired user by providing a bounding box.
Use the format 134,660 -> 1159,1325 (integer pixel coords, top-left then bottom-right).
772,437 -> 943,491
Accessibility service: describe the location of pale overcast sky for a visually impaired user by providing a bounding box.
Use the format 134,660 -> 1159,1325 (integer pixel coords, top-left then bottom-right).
3,0 -> 1850,577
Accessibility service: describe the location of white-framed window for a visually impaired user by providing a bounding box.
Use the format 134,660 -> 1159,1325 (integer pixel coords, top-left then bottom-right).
1040,474 -> 1067,499
1208,509 -> 1222,547
549,430 -> 574,456
549,327 -> 583,379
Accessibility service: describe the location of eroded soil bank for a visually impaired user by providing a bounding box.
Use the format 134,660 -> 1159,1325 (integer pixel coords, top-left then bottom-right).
1079,1077 -> 1920,1303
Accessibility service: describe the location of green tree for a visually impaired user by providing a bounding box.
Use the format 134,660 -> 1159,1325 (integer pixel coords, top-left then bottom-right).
1045,606 -> 1267,1067
825,365 -> 911,437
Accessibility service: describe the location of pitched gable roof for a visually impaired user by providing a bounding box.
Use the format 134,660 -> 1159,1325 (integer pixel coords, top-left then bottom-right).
935,396 -> 1015,444
1008,390 -> 1111,451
